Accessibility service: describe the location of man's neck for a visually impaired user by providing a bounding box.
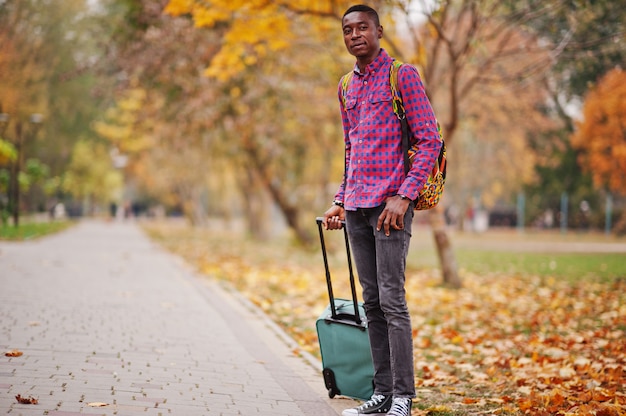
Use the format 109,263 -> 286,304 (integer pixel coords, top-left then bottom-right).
356,49 -> 381,73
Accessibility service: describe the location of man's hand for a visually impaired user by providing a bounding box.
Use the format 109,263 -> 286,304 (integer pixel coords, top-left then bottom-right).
377,195 -> 411,236
323,205 -> 345,230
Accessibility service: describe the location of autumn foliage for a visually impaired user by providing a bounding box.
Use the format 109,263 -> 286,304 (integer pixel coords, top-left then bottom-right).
15,394 -> 38,405
164,0 -> 347,81
4,349 -> 23,357
571,68 -> 626,195
146,223 -> 626,415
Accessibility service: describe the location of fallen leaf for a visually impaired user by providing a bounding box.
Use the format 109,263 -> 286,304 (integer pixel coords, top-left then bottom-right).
147,223 -> 626,415
427,404 -> 452,412
5,350 -> 23,357
87,402 -> 109,407
15,394 -> 38,404
558,365 -> 576,378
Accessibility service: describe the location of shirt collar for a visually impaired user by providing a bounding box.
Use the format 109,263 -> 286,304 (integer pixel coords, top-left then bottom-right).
353,49 -> 390,76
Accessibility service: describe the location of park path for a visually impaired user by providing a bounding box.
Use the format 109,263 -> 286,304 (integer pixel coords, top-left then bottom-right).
410,224 -> 626,253
0,220 -> 351,415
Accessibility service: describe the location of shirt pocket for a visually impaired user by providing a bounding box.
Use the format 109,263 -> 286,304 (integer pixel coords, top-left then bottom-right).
368,89 -> 392,105
345,97 -> 357,111
368,89 -> 393,125
344,97 -> 358,126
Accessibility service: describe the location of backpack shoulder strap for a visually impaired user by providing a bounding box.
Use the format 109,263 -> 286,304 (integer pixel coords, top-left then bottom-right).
389,60 -> 405,119
340,70 -> 354,110
390,60 -> 412,176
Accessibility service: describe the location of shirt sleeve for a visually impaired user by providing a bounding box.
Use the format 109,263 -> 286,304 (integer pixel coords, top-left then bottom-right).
396,64 -> 442,200
334,79 -> 351,203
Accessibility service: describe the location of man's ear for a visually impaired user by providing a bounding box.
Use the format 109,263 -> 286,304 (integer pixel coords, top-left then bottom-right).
378,25 -> 383,39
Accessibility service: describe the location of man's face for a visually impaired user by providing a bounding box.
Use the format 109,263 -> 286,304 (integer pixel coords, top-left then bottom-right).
342,11 -> 382,60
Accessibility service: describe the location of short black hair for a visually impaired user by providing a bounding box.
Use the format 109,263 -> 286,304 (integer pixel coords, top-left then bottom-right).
343,4 -> 380,27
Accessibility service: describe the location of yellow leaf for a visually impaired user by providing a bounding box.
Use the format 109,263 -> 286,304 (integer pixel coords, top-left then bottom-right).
163,0 -> 194,16
427,404 -> 452,412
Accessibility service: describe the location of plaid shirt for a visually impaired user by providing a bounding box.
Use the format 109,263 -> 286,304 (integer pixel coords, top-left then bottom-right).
334,49 -> 442,210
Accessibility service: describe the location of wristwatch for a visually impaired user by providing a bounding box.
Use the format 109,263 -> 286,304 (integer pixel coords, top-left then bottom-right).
332,200 -> 344,208
398,194 -> 410,201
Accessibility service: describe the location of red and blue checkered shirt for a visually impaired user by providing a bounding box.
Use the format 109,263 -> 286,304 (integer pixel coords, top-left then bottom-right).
334,49 -> 442,210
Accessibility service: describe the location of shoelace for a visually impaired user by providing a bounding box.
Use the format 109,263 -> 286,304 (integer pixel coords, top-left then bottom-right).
359,394 -> 386,410
387,398 -> 411,416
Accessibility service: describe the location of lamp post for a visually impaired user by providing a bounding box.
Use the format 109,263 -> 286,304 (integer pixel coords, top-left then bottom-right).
0,112 -> 9,136
0,110 -> 11,225
7,113 -> 43,227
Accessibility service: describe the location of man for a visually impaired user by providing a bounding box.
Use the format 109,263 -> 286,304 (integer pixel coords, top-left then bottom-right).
322,4 -> 442,416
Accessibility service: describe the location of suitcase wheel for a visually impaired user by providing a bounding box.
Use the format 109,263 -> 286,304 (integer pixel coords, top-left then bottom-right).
322,368 -> 340,398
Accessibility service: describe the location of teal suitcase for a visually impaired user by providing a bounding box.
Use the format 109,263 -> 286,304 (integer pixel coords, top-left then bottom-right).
315,218 -> 374,400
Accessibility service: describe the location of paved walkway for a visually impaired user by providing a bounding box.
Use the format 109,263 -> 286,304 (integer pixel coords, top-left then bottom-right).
0,220 -> 353,415
411,225 -> 626,253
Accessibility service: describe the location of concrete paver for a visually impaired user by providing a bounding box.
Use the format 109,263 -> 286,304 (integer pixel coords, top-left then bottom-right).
0,220 -> 354,415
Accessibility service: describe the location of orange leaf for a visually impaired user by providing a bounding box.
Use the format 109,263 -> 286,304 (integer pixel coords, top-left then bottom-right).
593,390 -> 612,402
15,394 -> 38,405
517,397 -> 533,411
550,391 -> 565,407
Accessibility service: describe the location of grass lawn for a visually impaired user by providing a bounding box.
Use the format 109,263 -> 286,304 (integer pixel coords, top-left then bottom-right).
0,220 -> 73,240
406,226 -> 626,282
456,250 -> 625,282
407,248 -> 626,283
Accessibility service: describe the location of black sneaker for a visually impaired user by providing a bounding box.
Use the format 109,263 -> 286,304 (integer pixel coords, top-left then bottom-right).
341,394 -> 392,415
387,398 -> 412,416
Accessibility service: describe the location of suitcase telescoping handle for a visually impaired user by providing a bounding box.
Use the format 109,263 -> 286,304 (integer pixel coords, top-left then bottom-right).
316,217 -> 362,326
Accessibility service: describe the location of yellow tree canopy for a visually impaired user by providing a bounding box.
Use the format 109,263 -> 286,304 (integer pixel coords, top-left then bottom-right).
571,68 -> 626,194
92,87 -> 154,155
165,0 -> 373,81
62,140 -> 123,203
0,139 -> 17,164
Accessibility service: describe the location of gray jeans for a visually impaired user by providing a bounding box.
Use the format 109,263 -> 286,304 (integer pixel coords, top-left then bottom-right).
345,205 -> 415,399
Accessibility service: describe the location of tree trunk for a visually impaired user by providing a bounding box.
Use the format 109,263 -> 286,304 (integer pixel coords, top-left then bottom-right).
176,183 -> 207,226
429,205 -> 462,289
190,187 -> 207,226
241,140 -> 314,246
264,178 -> 313,246
240,168 -> 270,240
